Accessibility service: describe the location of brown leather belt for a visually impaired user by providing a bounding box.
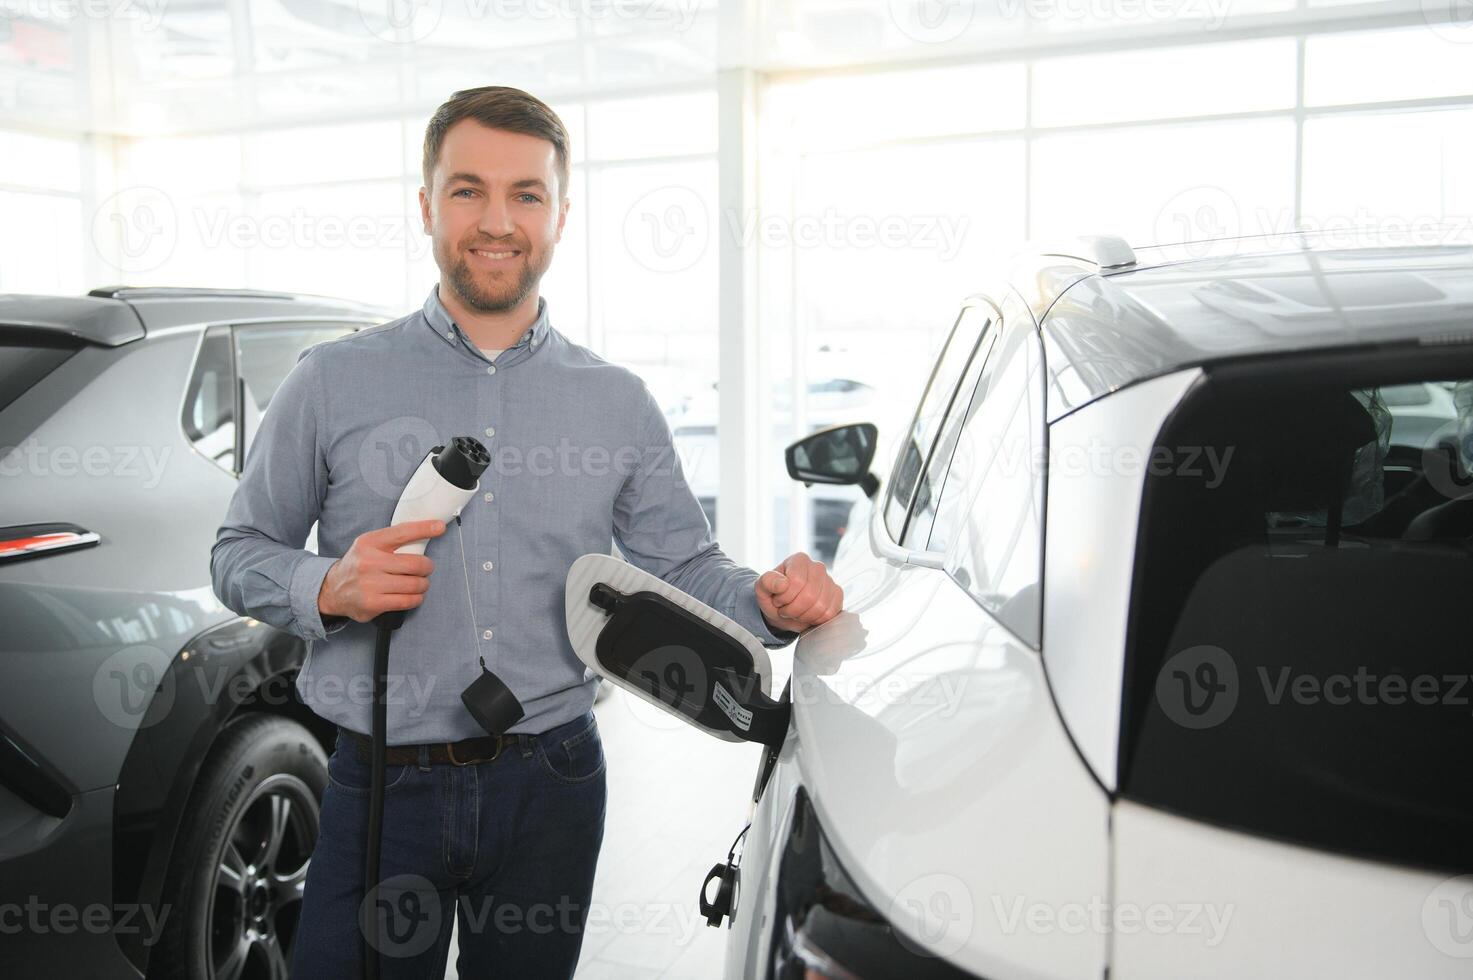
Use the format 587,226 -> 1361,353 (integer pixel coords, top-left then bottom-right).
339,727 -> 510,767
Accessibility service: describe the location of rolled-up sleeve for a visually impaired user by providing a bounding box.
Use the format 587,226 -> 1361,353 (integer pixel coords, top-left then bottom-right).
612,384 -> 799,649
210,346 -> 349,643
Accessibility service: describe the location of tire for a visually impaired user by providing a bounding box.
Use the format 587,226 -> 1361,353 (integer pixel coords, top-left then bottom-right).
152,713 -> 328,980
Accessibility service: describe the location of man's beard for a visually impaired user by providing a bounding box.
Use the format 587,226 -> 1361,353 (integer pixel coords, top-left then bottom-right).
443,240 -> 551,314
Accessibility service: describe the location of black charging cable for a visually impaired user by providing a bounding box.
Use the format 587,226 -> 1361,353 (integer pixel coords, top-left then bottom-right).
364,609 -> 405,980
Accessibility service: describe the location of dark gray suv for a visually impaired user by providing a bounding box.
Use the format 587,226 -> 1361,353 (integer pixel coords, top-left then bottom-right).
1,287 -> 388,979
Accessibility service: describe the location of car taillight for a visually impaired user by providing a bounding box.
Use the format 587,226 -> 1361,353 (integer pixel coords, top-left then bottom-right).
0,523 -> 101,562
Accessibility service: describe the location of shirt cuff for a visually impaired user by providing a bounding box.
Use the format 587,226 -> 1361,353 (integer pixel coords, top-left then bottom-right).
733,581 -> 801,649
289,554 -> 345,642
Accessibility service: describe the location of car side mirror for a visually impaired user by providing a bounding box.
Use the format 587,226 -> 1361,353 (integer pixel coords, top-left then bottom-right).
785,422 -> 880,498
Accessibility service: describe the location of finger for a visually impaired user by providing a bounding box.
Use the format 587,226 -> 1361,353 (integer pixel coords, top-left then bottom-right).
757,569 -> 789,597
773,558 -> 813,605
376,592 -> 426,612
381,552 -> 435,577
369,572 -> 432,595
367,520 -> 446,549
780,582 -> 823,622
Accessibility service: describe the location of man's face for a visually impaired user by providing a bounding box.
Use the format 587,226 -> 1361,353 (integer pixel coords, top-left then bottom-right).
420,120 -> 568,314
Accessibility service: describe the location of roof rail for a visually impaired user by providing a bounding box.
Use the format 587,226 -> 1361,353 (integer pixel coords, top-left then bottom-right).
1034,235 -> 1137,271
88,286 -> 300,300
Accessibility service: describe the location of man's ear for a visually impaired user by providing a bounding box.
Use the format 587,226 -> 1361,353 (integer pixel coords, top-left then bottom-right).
554,194 -> 570,243
418,185 -> 432,235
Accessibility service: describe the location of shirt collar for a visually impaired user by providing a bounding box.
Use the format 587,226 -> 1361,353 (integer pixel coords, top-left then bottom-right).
422,283 -> 550,355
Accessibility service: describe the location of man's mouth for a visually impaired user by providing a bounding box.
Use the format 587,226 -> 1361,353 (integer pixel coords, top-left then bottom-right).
469,247 -> 521,262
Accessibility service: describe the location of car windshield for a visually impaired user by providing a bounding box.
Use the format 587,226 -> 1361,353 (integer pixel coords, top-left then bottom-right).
1121,364 -> 1473,875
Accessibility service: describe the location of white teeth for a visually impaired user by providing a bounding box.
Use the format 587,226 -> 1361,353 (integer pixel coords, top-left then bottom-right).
473,249 -> 516,259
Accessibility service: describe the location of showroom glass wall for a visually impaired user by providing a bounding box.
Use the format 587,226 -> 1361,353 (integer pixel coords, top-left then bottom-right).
1,1 -> 1470,571
756,8 -> 1473,568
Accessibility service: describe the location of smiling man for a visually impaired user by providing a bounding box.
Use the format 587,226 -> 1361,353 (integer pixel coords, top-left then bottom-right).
210,85 -> 842,979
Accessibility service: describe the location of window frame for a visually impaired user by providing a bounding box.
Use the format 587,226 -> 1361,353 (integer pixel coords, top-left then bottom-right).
880,297 -> 1001,549
925,298 -> 1047,649
180,316 -> 372,477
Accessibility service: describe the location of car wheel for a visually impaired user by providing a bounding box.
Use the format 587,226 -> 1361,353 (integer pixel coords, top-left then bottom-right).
153,713 -> 327,980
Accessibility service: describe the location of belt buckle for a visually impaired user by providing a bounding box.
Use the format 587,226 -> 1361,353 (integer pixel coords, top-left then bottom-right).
446,736 -> 502,766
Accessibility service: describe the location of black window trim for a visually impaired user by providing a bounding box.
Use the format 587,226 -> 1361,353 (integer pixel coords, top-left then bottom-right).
880,296 -> 1003,553
178,315 -> 375,477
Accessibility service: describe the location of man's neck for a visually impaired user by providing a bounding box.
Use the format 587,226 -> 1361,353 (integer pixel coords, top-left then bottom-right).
437,281 -> 540,350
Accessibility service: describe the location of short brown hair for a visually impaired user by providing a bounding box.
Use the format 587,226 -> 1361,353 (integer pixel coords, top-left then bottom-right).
422,86 -> 570,199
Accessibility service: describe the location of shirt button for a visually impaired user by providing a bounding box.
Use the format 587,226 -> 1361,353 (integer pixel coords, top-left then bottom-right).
484,426 -> 495,438
482,629 -> 494,640
486,365 -> 496,375
483,492 -> 494,503
482,561 -> 494,571
444,330 -> 453,339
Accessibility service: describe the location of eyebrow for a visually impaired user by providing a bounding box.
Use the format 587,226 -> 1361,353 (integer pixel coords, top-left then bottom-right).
444,173 -> 549,194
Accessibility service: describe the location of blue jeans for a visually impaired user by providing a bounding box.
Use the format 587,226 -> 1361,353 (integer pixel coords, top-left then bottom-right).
290,711 -> 607,979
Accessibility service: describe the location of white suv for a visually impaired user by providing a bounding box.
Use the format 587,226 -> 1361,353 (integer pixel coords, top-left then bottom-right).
619,232 -> 1473,979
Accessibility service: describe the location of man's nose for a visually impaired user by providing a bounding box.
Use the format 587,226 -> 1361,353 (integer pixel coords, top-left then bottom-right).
478,196 -> 516,237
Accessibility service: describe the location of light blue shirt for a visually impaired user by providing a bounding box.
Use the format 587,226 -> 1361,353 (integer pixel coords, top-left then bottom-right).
211,285 -> 796,743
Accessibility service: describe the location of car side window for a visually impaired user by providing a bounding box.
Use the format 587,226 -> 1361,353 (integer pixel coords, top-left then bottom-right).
234,322 -> 357,466
926,305 -> 1045,647
883,305 -> 992,542
904,321 -> 998,550
182,325 -> 236,471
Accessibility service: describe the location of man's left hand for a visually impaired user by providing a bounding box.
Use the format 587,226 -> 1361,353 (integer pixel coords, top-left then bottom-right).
756,552 -> 843,636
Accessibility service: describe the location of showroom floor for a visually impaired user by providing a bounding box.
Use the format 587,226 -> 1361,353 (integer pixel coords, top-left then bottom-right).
441,681 -> 774,979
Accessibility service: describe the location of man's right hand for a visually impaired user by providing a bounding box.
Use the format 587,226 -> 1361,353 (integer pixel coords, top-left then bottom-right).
317,520 -> 447,623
